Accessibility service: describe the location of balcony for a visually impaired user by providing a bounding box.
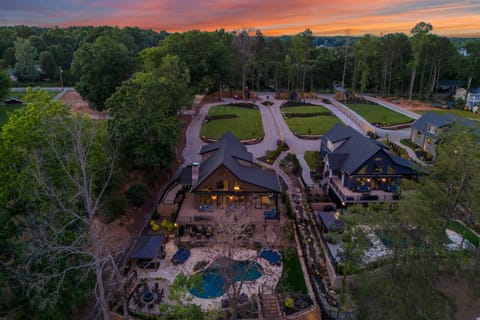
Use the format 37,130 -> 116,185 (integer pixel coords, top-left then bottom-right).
329,177 -> 395,203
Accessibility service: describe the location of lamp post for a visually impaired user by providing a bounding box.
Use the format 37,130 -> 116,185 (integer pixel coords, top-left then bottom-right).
59,67 -> 64,88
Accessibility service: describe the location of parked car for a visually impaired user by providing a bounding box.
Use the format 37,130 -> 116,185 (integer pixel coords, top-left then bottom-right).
4,98 -> 23,105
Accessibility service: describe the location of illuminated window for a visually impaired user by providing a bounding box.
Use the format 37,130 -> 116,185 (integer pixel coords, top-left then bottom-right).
387,166 -> 396,174
358,165 -> 368,174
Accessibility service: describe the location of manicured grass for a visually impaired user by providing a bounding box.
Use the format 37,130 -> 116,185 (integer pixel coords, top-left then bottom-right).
347,103 -> 413,125
304,151 -> 322,170
414,109 -> 480,121
447,220 -> 479,247
1,89 -> 61,126
285,115 -> 341,135
281,105 -> 330,114
200,105 -> 264,140
279,248 -> 308,294
400,138 -> 419,150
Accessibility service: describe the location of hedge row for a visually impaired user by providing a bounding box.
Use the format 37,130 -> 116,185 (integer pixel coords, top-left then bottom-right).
283,112 -> 332,118
205,114 -> 238,121
384,139 -> 408,158
281,101 -> 318,108
228,102 -> 258,109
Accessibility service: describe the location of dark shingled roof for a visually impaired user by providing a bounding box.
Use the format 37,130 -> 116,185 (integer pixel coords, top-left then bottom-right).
324,125 -> 415,175
200,131 -> 253,163
129,235 -> 166,259
411,112 -> 476,139
193,131 -> 281,192
323,123 -> 364,143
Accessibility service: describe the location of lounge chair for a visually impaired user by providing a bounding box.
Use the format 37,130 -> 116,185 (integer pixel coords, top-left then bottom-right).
171,248 -> 191,264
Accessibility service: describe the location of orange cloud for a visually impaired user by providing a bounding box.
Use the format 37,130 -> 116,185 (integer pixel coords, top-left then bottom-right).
2,0 -> 479,37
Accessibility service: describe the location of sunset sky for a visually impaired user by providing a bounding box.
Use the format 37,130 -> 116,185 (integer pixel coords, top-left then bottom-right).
1,0 -> 479,37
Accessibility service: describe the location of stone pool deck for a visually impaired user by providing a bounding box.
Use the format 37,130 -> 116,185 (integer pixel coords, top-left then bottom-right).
133,242 -> 282,310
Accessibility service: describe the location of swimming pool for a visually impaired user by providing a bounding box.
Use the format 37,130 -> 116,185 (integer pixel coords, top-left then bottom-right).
190,260 -> 262,298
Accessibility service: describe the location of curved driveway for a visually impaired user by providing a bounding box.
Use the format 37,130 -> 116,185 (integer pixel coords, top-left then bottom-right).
182,93 -> 423,187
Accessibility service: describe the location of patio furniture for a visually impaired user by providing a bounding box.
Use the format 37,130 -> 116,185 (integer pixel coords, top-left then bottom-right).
171,247 -> 191,264
199,204 -> 213,212
264,209 -> 277,220
259,249 -> 282,265
205,225 -> 213,237
356,185 -> 370,193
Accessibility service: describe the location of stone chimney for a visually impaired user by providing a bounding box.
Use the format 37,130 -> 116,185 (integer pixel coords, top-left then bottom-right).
191,162 -> 199,185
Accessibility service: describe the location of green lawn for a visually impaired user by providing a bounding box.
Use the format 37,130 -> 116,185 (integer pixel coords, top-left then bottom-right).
414,109 -> 480,121
279,248 -> 308,294
347,103 -> 413,125
281,104 -> 341,135
1,89 -> 61,126
281,105 -> 330,113
304,151 -> 322,170
286,116 -> 341,135
200,105 -> 264,140
400,138 -> 419,150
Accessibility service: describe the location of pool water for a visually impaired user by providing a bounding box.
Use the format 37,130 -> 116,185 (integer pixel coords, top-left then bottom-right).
190,260 -> 262,298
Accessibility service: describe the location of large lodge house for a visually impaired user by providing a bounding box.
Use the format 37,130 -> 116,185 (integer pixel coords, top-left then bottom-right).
176,132 -> 281,242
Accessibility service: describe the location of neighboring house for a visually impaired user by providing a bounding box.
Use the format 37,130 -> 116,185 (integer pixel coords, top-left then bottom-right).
438,80 -> 466,93
410,112 -> 475,156
177,131 -> 281,240
320,124 -> 418,204
466,87 -> 480,109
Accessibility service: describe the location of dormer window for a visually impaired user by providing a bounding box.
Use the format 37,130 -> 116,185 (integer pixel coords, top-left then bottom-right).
427,124 -> 437,135
327,139 -> 333,151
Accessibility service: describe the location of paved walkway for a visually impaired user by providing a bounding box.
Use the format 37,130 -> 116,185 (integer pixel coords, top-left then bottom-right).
182,93 -> 426,188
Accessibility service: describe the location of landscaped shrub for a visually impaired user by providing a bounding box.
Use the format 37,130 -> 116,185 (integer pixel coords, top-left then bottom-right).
281,101 -> 318,108
284,296 -> 295,309
384,139 -> 408,158
283,111 -> 332,118
126,183 -> 150,207
228,102 -> 257,109
161,219 -> 176,232
266,142 -> 287,163
205,114 -> 238,121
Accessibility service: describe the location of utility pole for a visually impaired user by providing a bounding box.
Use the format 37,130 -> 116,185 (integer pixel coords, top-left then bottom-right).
341,30 -> 351,88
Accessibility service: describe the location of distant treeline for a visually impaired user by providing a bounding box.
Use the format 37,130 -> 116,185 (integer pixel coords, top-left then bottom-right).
1,24 -> 480,103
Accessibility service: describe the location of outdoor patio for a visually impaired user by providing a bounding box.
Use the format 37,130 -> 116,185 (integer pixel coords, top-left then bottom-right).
127,242 -> 283,311
329,176 -> 395,203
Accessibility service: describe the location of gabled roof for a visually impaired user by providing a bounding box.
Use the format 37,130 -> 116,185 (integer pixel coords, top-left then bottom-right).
412,112 -> 475,138
129,234 -> 166,259
324,125 -> 415,175
200,131 -> 253,163
322,123 -> 363,143
192,131 -> 281,192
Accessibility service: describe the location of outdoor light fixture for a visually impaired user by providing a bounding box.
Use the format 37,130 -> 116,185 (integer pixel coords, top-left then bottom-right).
233,183 -> 240,191
366,178 -> 371,182
229,195 -> 234,200
381,178 -> 386,182
211,195 -> 217,200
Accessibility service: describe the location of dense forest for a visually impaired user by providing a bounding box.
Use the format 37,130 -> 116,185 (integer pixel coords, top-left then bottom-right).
1,24 -> 480,107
